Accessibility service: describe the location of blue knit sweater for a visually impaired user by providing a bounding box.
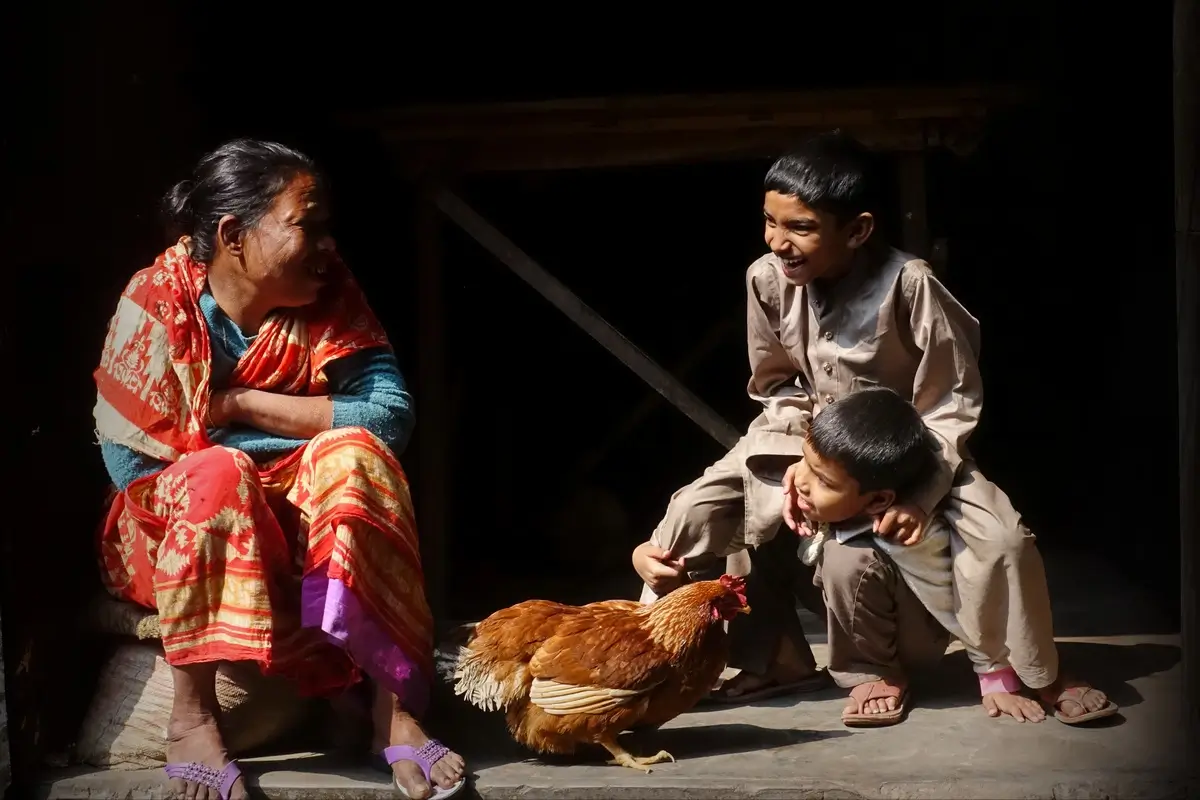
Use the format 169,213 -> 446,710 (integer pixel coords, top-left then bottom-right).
99,289 -> 414,491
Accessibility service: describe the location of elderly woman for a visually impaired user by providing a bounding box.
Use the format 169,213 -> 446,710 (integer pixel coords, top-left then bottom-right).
93,139 -> 465,800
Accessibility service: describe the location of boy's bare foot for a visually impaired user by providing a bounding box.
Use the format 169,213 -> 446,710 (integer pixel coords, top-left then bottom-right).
1039,679 -> 1116,723
372,686 -> 465,798
846,679 -> 906,715
710,634 -> 828,701
715,667 -> 824,698
982,691 -> 1047,722
841,678 -> 910,726
166,708 -> 246,800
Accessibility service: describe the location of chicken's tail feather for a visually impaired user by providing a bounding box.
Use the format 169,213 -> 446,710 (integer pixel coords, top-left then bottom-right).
449,645 -> 530,713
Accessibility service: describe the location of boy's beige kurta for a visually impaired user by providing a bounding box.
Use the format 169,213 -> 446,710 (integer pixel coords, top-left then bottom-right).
644,246 -> 1059,689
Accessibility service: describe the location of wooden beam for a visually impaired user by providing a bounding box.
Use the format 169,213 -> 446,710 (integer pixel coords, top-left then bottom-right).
345,84 -> 1028,138
382,121 -> 990,176
1174,0 -> 1200,771
434,189 -> 741,450
349,84 -> 1027,175
415,186 -> 448,621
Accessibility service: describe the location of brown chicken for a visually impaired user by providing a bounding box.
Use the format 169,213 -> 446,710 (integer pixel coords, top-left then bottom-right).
446,575 -> 749,772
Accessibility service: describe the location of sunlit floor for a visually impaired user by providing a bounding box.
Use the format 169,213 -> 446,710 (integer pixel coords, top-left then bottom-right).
40,551 -> 1188,800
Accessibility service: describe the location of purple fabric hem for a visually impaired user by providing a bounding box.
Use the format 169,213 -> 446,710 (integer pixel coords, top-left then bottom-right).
301,560 -> 429,716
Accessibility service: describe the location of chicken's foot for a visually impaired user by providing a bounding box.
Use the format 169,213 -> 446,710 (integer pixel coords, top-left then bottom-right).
598,736 -> 675,773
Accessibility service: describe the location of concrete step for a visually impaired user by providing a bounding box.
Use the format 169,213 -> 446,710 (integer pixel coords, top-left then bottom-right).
38,634 -> 1190,800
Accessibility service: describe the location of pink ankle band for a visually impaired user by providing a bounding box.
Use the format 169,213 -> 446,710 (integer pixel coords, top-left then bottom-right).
978,666 -> 1022,696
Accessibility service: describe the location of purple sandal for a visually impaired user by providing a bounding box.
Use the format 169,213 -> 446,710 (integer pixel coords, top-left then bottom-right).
163,760 -> 243,799
382,740 -> 466,799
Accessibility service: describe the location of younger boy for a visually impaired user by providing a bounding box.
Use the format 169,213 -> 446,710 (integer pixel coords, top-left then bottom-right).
790,387 -> 1047,725
633,130 -> 1114,724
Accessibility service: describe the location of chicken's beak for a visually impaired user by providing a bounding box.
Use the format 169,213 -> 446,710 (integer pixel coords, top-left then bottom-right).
738,604 -> 751,614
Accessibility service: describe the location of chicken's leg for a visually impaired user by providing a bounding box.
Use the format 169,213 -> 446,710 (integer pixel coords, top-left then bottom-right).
598,735 -> 675,773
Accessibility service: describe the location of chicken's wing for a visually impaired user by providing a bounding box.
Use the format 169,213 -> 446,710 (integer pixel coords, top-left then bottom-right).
527,610 -> 670,716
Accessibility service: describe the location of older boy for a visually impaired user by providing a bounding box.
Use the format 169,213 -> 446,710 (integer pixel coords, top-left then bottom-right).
632,130 -> 1112,723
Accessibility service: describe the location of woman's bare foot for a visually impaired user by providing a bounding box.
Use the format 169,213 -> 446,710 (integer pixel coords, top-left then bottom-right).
982,691 -> 1047,722
372,685 -> 465,798
166,664 -> 246,800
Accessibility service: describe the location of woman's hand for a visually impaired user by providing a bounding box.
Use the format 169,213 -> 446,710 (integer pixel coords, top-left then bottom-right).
207,389 -> 247,429
206,388 -> 333,439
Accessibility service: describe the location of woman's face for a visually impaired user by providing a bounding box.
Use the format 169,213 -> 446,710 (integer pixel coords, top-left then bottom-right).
237,172 -> 336,309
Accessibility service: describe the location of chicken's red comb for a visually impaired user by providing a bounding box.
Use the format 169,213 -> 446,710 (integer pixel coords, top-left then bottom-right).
718,574 -> 745,590
718,574 -> 748,603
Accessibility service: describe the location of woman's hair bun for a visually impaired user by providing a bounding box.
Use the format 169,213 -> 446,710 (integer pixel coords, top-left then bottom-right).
161,179 -> 196,236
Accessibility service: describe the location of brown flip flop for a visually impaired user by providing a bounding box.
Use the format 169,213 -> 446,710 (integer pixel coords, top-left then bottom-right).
1047,685 -> 1119,725
841,679 -> 910,727
704,670 -> 832,705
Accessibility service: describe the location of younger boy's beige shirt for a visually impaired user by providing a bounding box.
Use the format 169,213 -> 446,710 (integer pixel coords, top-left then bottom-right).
737,245 -> 983,546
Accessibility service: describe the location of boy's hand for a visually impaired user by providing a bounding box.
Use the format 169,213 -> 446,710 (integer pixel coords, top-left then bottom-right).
781,462 -> 814,537
632,542 -> 686,595
874,503 -> 927,546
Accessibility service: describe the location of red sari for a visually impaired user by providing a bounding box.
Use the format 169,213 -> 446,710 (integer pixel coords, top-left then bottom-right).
93,240 -> 433,705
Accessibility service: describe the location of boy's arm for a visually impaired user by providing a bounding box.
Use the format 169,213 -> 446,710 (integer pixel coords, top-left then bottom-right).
745,262 -> 814,429
903,262 -> 984,516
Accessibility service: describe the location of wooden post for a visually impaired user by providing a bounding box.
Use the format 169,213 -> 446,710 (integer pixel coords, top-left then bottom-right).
415,185 -> 449,623
1174,0 -> 1200,772
0,607 -> 8,795
898,151 -> 931,262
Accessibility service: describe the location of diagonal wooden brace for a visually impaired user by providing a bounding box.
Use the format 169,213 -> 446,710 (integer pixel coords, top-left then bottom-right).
435,189 -> 741,450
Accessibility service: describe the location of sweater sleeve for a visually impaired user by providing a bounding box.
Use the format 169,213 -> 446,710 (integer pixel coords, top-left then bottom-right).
326,348 -> 416,455
104,348 -> 416,478
100,439 -> 168,491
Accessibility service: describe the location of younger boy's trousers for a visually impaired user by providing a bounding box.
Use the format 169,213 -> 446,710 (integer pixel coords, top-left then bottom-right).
815,538 -> 950,687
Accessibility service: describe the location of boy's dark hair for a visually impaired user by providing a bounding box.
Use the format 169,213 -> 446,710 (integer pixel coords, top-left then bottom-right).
764,129 -> 881,225
806,387 -> 939,496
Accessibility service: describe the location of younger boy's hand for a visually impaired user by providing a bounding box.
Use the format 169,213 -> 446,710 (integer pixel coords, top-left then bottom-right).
874,503 -> 927,546
632,542 -> 686,595
781,462 -> 814,537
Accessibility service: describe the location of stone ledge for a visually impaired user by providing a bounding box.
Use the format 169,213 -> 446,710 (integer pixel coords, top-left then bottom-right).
34,758 -> 1195,800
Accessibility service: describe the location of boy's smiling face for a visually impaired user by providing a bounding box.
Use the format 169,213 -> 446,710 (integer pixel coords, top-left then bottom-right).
763,191 -> 874,286
792,437 -> 895,525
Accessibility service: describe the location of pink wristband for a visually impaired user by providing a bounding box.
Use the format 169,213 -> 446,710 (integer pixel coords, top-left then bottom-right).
978,666 -> 1021,696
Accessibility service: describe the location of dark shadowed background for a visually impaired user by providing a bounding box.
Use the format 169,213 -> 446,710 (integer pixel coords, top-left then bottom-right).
0,2 -> 1177,788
